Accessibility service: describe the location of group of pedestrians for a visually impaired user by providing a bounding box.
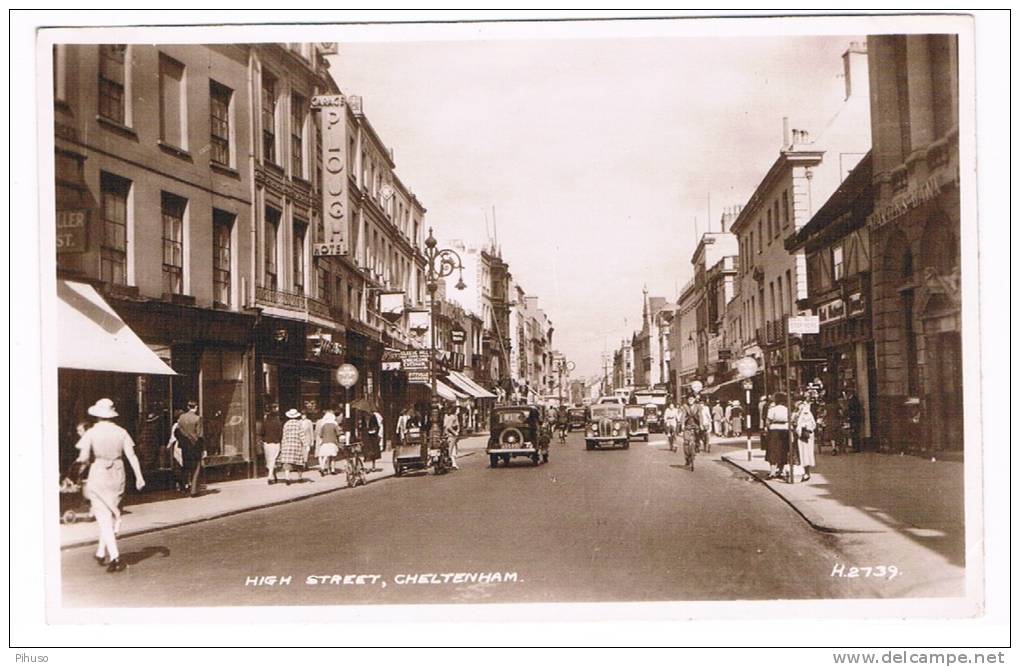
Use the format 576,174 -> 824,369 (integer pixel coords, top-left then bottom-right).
259,405 -> 385,485
759,388 -> 862,482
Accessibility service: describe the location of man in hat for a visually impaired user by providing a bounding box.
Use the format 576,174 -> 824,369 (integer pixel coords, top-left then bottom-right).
175,400 -> 205,497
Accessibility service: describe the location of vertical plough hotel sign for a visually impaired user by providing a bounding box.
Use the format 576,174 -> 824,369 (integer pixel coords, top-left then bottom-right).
312,94 -> 348,256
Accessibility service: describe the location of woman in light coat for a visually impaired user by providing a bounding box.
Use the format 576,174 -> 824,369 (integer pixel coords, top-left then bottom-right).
75,399 -> 146,572
794,398 -> 817,481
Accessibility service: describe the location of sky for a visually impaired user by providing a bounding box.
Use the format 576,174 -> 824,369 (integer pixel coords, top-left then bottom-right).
330,33 -> 862,379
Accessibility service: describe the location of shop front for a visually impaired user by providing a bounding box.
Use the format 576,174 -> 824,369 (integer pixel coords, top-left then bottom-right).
56,279 -> 258,490
813,278 -> 877,448
256,317 -> 346,423
113,294 -> 256,484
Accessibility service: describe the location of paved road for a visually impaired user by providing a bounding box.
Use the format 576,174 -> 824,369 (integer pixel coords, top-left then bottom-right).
61,432 -> 930,607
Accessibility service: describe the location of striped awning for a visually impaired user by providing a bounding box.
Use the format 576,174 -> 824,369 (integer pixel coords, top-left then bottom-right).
446,371 -> 497,399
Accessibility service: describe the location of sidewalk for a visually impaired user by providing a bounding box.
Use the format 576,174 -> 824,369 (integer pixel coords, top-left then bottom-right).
719,443 -> 965,565
61,436 -> 491,549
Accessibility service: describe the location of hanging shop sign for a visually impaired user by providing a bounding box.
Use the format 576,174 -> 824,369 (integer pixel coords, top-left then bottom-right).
379,291 -> 406,322
450,327 -> 466,345
311,94 -> 348,256
407,309 -> 431,338
787,315 -> 820,335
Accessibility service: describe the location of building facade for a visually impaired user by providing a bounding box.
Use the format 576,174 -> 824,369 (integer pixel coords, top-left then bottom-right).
53,42 -> 434,486
866,34 -> 962,453
788,152 -> 878,446
731,43 -> 871,399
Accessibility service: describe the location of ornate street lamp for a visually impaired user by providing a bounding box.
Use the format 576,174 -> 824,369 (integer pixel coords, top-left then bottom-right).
422,227 -> 466,452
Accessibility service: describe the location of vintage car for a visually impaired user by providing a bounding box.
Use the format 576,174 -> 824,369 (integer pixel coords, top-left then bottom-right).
487,405 -> 550,467
625,405 -> 649,441
567,407 -> 587,431
585,403 -> 630,450
643,404 -> 662,433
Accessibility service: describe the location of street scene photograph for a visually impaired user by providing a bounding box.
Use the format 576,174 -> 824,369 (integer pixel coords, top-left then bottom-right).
31,13 -> 987,629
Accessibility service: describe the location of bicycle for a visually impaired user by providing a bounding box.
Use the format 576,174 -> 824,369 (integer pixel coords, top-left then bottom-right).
682,428 -> 698,470
345,442 -> 367,488
665,422 -> 678,452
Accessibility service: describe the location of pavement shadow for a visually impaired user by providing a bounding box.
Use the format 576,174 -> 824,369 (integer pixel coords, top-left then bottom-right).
120,545 -> 171,566
798,471 -> 965,568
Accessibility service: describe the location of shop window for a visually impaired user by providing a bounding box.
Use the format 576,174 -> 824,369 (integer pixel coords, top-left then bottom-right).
213,209 -> 233,306
98,44 -> 126,125
209,80 -> 232,167
201,348 -> 247,459
100,172 -> 130,285
158,53 -> 186,149
161,192 -> 186,295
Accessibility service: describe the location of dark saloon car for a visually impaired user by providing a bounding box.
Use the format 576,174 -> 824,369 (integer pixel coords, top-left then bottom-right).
487,405 -> 550,467
584,403 -> 630,450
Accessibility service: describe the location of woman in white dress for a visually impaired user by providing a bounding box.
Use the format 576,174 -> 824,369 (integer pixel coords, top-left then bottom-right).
75,399 -> 146,572
794,398 -> 817,482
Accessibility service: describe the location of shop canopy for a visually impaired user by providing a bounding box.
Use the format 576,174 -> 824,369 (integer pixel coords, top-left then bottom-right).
57,279 -> 176,375
433,379 -> 469,403
445,370 -> 497,399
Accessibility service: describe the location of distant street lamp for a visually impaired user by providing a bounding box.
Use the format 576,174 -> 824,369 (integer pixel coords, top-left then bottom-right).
422,228 -> 466,452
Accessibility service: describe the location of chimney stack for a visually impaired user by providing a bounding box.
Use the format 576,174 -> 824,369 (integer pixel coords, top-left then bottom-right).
842,40 -> 869,100
782,116 -> 791,149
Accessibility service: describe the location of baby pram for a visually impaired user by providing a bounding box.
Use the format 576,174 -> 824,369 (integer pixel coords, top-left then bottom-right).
59,461 -> 93,524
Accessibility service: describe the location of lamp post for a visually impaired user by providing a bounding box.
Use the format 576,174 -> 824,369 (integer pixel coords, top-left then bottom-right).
422,228 -> 466,453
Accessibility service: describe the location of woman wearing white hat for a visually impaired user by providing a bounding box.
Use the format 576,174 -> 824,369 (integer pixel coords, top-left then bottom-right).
74,398 -> 146,572
278,408 -> 309,485
314,409 -> 341,476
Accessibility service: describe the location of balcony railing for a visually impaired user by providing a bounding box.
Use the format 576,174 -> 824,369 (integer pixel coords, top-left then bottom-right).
255,285 -> 331,319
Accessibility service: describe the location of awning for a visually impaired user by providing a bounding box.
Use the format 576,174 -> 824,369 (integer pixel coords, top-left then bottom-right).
445,370 -> 497,399
57,280 -> 176,375
434,380 -> 469,402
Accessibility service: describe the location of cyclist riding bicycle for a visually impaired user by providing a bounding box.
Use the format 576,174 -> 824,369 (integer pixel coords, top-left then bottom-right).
555,408 -> 569,442
679,394 -> 704,470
